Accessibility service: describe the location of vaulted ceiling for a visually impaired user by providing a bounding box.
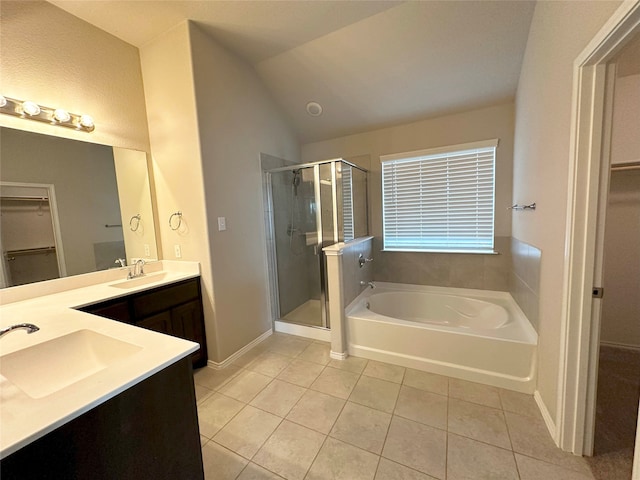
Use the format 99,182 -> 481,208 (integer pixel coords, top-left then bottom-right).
49,0 -> 536,143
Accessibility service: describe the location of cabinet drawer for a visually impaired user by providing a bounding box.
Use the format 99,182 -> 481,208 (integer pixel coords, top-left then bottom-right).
132,279 -> 199,318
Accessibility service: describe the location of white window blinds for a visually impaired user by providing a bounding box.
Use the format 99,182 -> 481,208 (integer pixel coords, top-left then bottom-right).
381,139 -> 498,253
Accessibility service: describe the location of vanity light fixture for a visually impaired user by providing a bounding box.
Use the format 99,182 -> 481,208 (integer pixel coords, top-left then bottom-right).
0,95 -> 95,132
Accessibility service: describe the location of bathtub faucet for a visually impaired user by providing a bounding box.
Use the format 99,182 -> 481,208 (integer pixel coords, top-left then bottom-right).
360,281 -> 376,289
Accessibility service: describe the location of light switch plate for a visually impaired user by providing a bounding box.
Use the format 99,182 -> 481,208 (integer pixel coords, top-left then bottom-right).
144,244 -> 150,256
174,244 -> 182,258
218,217 -> 226,231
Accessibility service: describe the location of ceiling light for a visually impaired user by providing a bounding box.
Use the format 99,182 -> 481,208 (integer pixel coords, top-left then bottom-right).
22,101 -> 41,116
53,108 -> 71,123
306,101 -> 323,117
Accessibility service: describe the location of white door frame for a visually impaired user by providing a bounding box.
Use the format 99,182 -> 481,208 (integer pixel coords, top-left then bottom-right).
0,181 -> 67,279
558,0 -> 640,464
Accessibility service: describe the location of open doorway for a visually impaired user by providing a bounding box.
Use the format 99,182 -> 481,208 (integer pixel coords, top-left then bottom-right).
0,182 -> 66,287
591,37 -> 640,477
559,2 -> 640,479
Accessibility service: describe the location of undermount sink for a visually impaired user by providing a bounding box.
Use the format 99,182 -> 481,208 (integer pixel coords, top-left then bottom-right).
0,329 -> 142,399
109,272 -> 171,289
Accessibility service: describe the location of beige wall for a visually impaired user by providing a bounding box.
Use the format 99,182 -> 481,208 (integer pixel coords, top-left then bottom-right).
611,73 -> 640,165
139,22 -> 219,358
302,102 -> 515,238
601,170 -> 640,348
140,22 -> 300,363
512,0 -> 622,422
0,1 -> 149,152
188,23 -> 300,361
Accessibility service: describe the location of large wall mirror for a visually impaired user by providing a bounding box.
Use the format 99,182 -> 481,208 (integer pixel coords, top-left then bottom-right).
0,127 -> 159,288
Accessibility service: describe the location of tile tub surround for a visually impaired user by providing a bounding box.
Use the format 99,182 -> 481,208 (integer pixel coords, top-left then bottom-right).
373,236 -> 512,292
371,236 -> 542,330
195,332 -> 599,480
509,237 -> 541,331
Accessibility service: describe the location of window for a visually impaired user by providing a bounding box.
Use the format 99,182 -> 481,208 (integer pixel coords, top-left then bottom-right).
381,139 -> 498,253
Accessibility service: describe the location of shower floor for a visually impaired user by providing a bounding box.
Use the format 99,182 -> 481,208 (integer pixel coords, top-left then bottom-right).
282,299 -> 322,327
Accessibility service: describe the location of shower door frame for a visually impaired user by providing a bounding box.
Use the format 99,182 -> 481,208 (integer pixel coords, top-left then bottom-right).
265,158 -> 367,330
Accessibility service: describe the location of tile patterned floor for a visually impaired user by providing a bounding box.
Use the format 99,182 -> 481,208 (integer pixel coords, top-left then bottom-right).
194,333 -> 596,480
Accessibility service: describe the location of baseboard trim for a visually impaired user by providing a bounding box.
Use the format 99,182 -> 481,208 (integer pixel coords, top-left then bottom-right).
207,329 -> 273,370
534,390 -> 557,442
600,341 -> 640,351
330,350 -> 348,360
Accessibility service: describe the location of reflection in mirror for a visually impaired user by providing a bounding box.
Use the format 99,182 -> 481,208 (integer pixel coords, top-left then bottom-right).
0,127 -> 158,288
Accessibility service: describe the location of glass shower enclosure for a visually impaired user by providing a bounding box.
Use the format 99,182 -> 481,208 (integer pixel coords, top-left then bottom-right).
265,159 -> 368,329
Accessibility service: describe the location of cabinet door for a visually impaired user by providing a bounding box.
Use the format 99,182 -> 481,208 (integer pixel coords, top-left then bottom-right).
171,300 -> 207,368
137,311 -> 173,335
83,300 -> 131,323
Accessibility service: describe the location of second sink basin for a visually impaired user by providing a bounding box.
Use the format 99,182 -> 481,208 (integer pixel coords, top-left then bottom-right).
0,329 -> 142,399
109,272 -> 171,290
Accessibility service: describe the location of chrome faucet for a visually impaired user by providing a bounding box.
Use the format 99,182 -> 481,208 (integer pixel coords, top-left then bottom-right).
0,323 -> 40,338
114,258 -> 126,268
360,281 -> 376,289
127,259 -> 145,279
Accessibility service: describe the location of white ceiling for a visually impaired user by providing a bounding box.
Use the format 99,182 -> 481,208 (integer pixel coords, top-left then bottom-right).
49,0 -> 536,143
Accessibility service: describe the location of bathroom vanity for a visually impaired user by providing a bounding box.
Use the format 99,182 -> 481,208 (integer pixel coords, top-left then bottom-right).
0,261 -> 206,479
78,277 -> 208,368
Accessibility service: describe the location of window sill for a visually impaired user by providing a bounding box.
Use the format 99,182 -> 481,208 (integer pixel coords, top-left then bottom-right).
381,248 -> 500,255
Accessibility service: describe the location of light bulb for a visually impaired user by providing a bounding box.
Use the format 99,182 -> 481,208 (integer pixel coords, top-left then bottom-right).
0,96 -> 6,108
53,109 -> 71,123
22,101 -> 41,116
79,114 -> 94,128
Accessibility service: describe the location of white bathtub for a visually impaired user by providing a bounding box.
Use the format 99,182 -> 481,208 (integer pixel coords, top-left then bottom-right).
346,282 -> 538,393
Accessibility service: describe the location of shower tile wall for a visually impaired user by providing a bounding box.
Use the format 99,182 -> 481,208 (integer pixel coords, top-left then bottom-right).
509,237 -> 541,331
373,236 -> 511,291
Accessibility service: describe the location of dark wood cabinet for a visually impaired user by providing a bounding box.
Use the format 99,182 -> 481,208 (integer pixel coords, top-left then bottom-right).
78,277 -> 207,368
1,357 -> 204,480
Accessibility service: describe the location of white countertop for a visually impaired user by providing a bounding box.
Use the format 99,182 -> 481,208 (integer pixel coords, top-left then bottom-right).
0,261 -> 202,459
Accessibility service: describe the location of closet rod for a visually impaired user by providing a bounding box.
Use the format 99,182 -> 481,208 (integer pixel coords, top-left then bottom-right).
611,162 -> 640,172
0,196 -> 49,202
4,246 -> 56,257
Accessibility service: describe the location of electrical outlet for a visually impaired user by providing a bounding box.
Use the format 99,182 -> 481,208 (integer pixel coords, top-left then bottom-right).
218,216 -> 226,231
144,244 -> 150,256
174,244 -> 182,258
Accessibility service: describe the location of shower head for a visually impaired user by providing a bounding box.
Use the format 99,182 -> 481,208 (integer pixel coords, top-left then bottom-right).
292,169 -> 301,196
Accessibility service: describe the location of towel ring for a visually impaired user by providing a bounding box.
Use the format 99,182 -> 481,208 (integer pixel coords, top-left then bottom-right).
169,211 -> 182,231
129,214 -> 141,231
